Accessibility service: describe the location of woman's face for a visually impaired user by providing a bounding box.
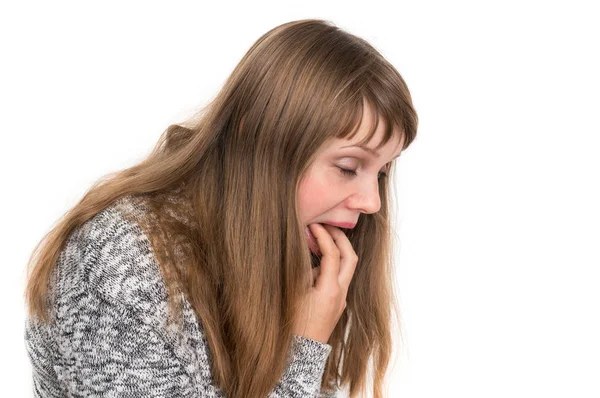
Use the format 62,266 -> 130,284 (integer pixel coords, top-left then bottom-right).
298,103 -> 405,254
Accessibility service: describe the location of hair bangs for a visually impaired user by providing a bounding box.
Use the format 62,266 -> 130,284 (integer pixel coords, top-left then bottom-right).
334,94 -> 404,153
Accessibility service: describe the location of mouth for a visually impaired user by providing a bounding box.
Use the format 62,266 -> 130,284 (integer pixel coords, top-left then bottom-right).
305,226 -> 321,256
304,223 -> 353,257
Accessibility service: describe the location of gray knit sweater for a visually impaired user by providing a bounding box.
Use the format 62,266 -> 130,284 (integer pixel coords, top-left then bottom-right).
24,196 -> 337,397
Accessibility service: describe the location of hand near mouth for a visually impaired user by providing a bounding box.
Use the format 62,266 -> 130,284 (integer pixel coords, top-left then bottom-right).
294,223 -> 358,344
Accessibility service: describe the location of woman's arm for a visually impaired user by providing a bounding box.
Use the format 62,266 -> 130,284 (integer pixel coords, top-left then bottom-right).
25,287 -> 335,397
24,202 -> 337,397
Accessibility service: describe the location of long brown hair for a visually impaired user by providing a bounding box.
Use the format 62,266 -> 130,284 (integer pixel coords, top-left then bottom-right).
25,19 -> 418,397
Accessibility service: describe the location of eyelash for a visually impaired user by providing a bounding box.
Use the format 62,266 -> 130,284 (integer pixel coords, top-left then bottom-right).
338,167 -> 388,179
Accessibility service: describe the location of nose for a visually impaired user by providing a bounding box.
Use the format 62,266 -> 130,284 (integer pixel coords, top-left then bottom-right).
348,178 -> 381,214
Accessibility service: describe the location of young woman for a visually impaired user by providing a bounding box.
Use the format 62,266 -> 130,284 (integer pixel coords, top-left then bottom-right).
24,19 -> 418,398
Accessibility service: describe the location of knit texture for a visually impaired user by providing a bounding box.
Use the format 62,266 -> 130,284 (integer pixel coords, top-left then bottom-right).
24,196 -> 338,397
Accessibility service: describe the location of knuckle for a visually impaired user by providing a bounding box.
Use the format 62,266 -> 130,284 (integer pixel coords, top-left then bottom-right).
326,286 -> 342,300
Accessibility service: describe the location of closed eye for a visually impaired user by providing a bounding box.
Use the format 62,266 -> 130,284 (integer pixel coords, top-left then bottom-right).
338,167 -> 388,179
338,167 -> 357,176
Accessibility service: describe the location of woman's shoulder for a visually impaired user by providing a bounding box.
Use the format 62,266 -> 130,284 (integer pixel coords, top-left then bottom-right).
52,194 -> 171,321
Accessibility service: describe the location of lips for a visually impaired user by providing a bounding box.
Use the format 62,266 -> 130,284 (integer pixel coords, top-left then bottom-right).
324,221 -> 357,229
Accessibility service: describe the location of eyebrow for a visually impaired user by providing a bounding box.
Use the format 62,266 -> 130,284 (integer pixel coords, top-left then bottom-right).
341,144 -> 402,160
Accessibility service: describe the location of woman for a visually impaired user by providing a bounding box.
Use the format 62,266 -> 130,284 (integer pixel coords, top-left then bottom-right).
24,19 -> 418,397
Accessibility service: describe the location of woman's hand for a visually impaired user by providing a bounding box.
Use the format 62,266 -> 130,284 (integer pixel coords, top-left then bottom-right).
293,223 -> 358,344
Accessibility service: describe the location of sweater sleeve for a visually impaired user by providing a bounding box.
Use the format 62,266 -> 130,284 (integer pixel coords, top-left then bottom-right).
26,295 -> 335,397
25,199 -> 337,397
269,335 -> 333,398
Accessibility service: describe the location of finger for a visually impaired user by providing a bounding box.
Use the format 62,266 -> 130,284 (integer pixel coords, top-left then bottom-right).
321,224 -> 358,290
312,266 -> 320,285
308,223 -> 340,287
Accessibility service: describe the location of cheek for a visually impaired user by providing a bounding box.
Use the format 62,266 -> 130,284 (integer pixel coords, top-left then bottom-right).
297,175 -> 330,222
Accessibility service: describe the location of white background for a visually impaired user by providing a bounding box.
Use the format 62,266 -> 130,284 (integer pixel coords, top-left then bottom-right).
2,1 -> 599,396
